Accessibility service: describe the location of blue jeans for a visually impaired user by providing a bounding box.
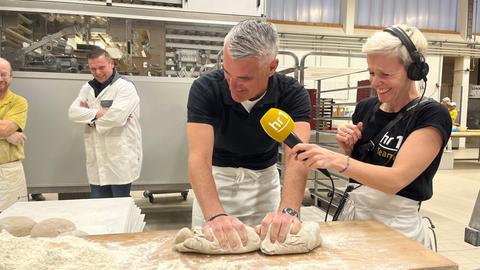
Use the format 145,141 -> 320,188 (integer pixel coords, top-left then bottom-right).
90,183 -> 132,198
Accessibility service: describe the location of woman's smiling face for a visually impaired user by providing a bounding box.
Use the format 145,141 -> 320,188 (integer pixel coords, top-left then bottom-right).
367,52 -> 412,107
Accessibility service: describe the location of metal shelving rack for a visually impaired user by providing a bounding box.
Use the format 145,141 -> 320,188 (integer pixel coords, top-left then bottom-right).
274,51 -> 302,180
164,23 -> 228,77
299,51 -> 371,216
315,97 -> 334,130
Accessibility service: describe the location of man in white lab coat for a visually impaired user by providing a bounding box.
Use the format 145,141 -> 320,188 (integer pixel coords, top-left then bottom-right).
68,48 -> 142,198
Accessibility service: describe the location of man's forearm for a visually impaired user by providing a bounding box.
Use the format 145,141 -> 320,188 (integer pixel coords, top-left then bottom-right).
0,120 -> 18,138
68,106 -> 97,123
189,159 -> 225,220
278,162 -> 308,212
278,121 -> 310,212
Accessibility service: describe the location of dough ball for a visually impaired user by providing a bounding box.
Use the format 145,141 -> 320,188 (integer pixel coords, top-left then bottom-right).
30,218 -> 76,238
174,226 -> 261,254
174,227 -> 194,244
0,216 -> 36,237
260,221 -> 323,255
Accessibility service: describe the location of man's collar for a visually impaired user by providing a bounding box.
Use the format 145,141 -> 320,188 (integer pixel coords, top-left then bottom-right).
259,75 -> 277,106
88,70 -> 119,91
0,89 -> 13,105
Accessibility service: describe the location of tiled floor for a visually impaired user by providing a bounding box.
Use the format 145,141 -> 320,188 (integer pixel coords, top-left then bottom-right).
38,149 -> 480,269
420,149 -> 480,270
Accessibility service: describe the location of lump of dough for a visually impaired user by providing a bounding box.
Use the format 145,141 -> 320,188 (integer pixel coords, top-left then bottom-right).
0,216 -> 36,237
260,221 -> 322,255
174,227 -> 194,244
30,218 -> 76,238
174,226 -> 260,254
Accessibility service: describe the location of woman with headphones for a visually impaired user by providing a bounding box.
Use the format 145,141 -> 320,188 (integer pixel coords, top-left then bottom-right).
292,25 -> 452,248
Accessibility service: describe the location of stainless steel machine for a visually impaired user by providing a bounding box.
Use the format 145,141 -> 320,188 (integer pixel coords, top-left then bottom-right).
465,190 -> 480,246
12,25 -> 86,73
1,9 -> 231,77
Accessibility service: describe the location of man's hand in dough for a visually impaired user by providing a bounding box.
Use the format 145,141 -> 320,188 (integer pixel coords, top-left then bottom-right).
203,215 -> 248,250
257,211 -> 302,243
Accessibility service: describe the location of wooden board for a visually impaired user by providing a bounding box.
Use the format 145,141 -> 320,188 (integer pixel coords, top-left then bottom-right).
84,220 -> 458,269
451,131 -> 480,137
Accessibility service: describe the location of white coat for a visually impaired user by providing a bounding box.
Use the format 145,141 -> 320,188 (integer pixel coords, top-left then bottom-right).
68,73 -> 142,186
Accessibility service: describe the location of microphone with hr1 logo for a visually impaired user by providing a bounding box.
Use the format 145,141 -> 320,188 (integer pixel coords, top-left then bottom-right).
260,108 -> 331,178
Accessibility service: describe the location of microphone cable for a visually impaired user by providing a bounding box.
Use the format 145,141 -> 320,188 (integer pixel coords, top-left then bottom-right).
332,184 -> 355,221
315,168 -> 335,222
325,173 -> 334,222
402,78 -> 428,140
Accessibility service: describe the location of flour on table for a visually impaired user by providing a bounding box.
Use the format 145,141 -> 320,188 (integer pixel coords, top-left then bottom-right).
58,229 -> 88,237
0,231 -> 167,270
174,226 -> 260,254
0,231 -> 125,270
260,221 -> 323,255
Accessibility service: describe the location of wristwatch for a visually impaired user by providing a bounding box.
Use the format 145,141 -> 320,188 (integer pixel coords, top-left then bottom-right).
282,207 -> 299,218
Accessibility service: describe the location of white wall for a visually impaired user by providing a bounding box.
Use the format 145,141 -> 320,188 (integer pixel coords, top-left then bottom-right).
453,56 -> 471,147
424,54 -> 443,101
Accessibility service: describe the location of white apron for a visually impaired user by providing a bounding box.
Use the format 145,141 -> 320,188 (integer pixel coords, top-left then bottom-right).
0,161 -> 28,211
338,185 -> 432,248
192,164 -> 280,227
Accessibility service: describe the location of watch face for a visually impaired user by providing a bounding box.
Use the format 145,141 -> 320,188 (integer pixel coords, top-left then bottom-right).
282,207 -> 298,217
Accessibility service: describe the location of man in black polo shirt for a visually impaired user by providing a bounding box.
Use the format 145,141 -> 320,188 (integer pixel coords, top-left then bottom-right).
187,20 -> 311,250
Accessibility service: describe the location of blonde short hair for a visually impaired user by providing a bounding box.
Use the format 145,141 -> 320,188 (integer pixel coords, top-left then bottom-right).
362,24 -> 428,69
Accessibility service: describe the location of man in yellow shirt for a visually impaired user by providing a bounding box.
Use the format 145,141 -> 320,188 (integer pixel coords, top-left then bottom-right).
0,57 -> 28,211
448,102 -> 458,126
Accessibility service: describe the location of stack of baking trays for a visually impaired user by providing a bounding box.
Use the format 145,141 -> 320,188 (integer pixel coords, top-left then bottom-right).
0,197 -> 145,235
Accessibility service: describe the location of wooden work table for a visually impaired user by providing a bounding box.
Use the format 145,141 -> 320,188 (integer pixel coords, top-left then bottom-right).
84,220 -> 458,269
450,131 -> 480,137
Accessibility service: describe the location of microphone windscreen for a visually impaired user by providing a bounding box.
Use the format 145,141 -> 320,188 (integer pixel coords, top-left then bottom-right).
260,108 -> 295,143
260,107 -> 332,179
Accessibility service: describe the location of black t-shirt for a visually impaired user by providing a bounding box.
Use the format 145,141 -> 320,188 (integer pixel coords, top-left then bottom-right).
351,97 -> 452,201
88,70 -> 116,97
187,69 -> 311,170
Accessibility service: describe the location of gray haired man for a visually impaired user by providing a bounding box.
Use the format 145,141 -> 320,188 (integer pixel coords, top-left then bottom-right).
186,20 -> 311,249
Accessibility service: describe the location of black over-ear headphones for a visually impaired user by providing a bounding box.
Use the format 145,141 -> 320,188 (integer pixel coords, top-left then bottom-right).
384,26 -> 429,81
